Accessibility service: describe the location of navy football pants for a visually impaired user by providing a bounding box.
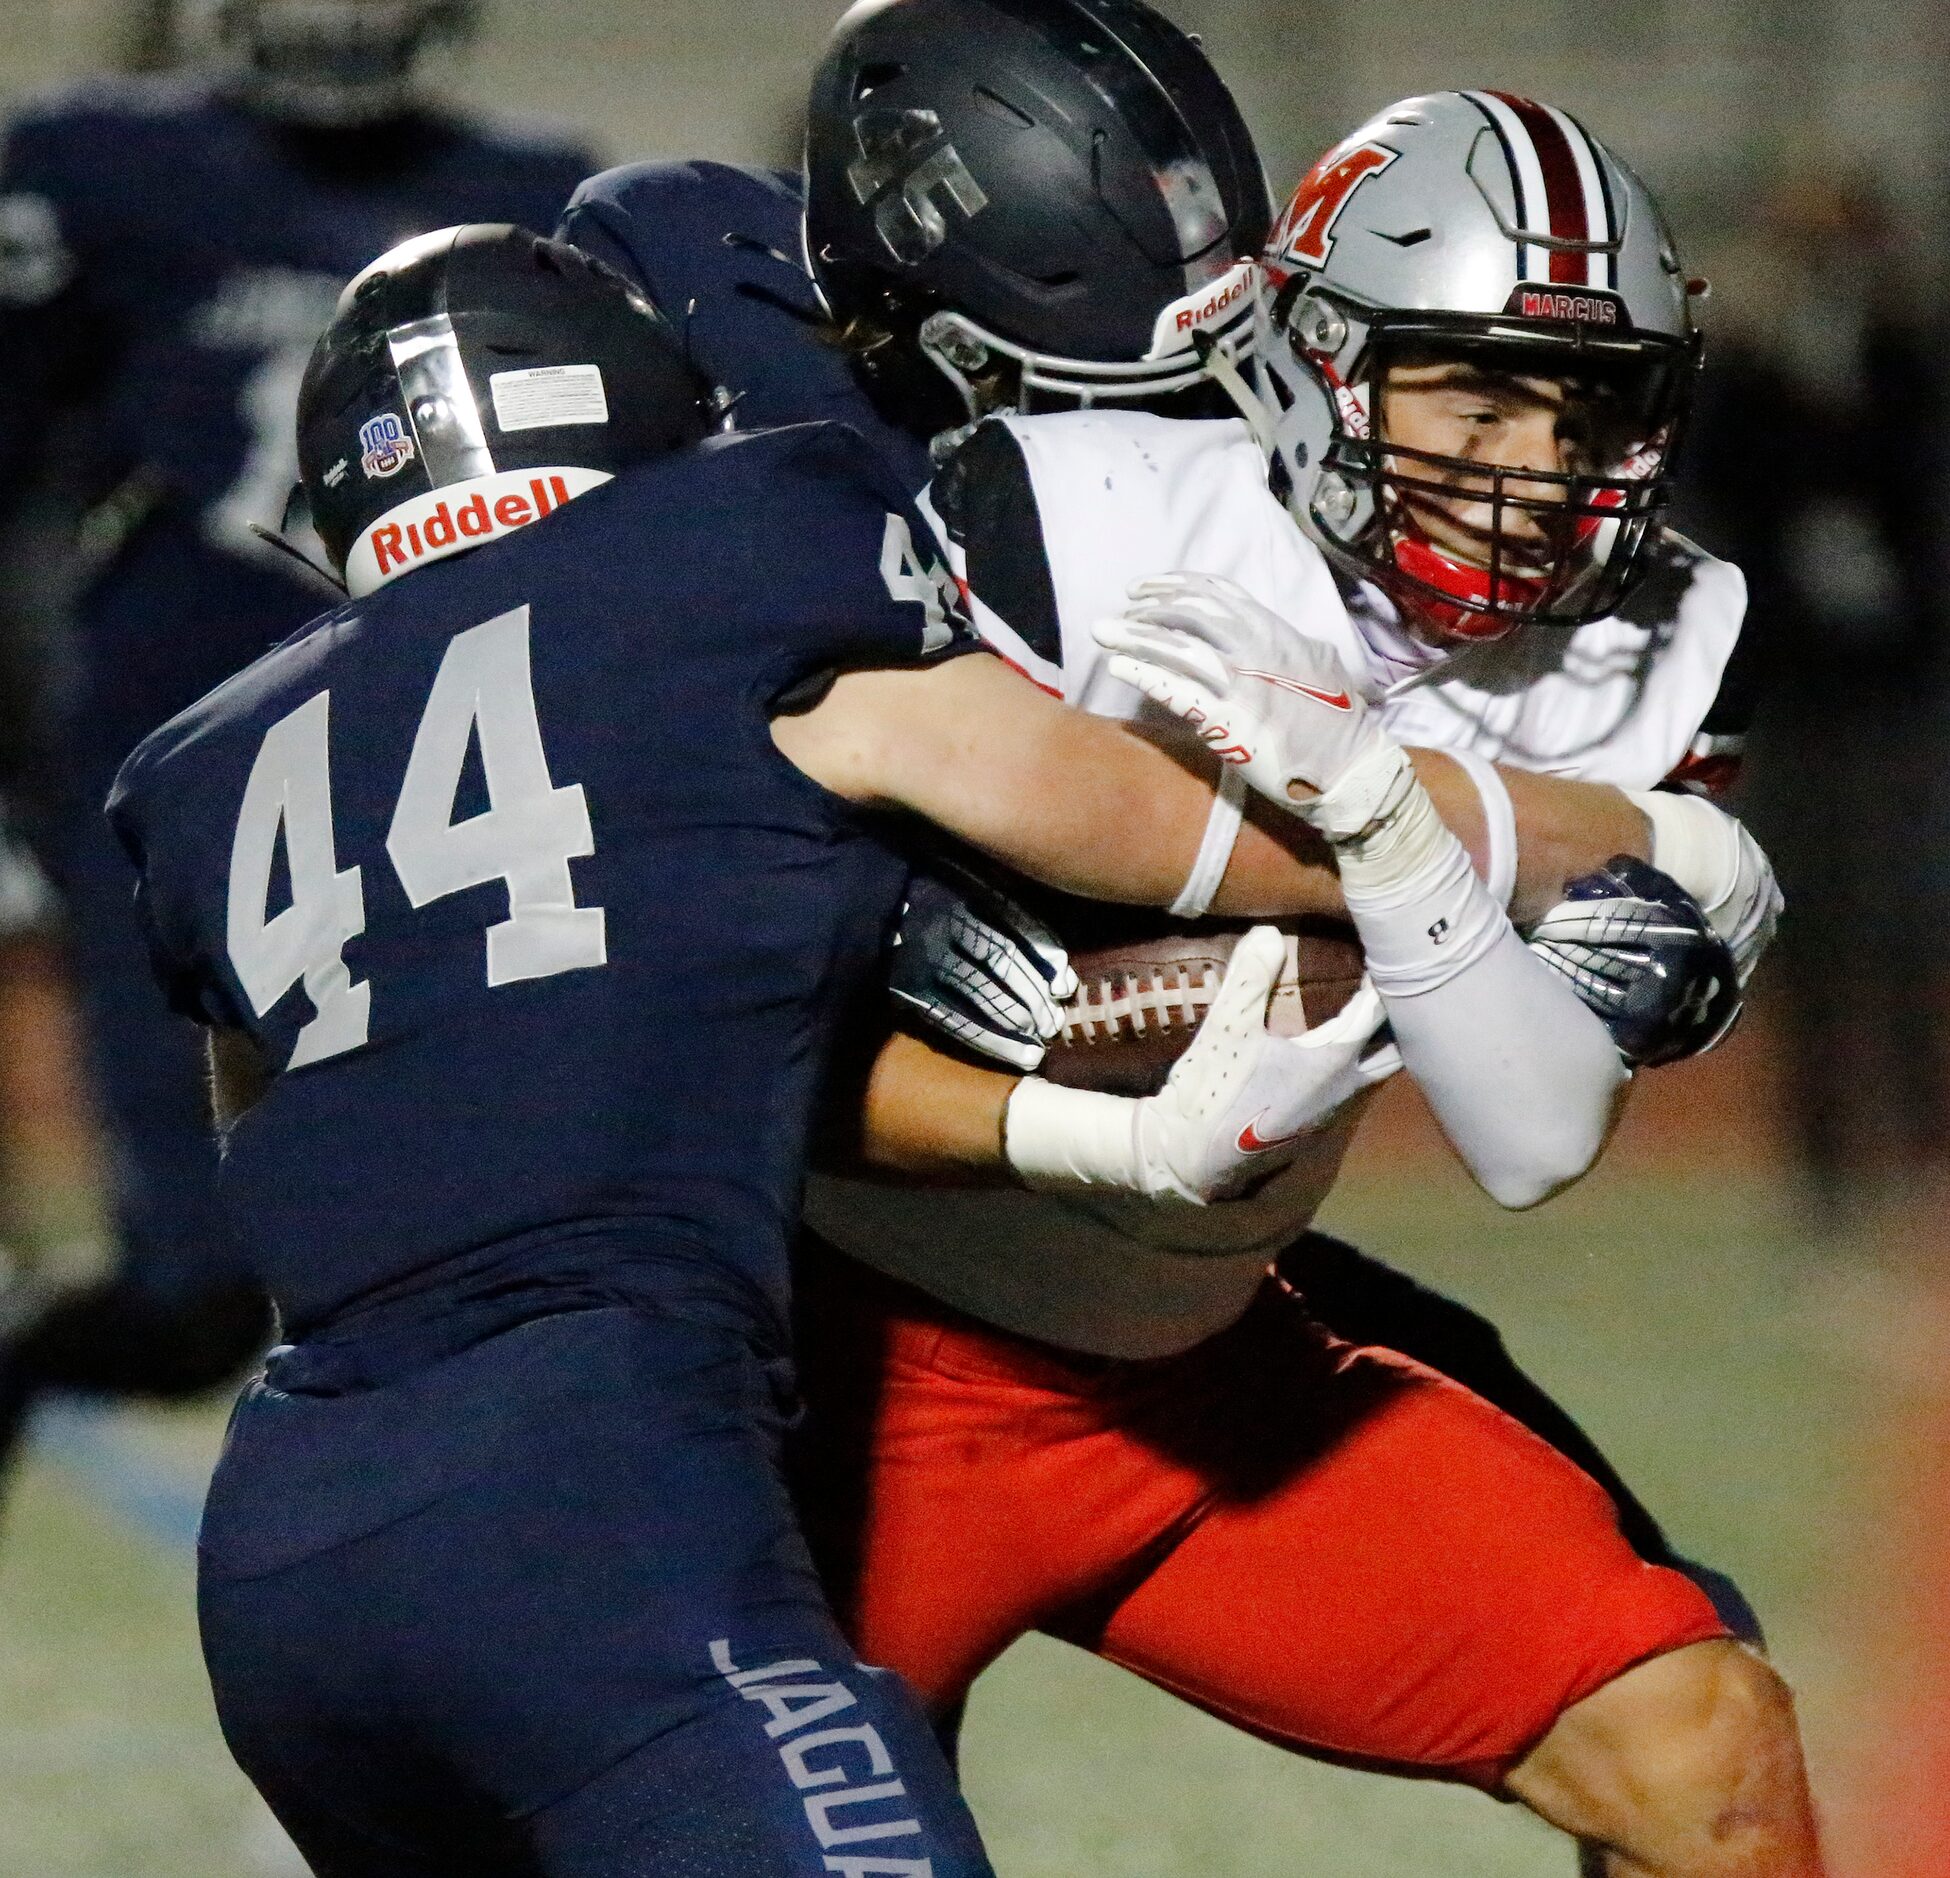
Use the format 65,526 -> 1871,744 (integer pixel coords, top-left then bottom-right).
199,1302 -> 994,1877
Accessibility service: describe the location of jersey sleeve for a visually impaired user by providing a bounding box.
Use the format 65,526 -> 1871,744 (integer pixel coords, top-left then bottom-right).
1623,538 -> 1753,796
555,167 -> 657,293
1663,590 -> 1760,796
923,419 -> 1064,694
104,743 -> 241,1031
756,425 -> 982,684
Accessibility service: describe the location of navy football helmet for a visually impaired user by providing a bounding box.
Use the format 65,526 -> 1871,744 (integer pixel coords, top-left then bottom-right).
190,0 -> 479,126
299,225 -> 718,592
804,0 -> 1271,442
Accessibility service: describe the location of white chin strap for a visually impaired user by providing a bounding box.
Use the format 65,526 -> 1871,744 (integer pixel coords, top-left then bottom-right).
1196,335 -> 1277,456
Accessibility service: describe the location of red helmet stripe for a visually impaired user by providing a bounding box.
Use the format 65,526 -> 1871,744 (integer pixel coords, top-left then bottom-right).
1487,92 -> 1593,284
1461,89 -> 1547,279
1541,100 -> 1618,289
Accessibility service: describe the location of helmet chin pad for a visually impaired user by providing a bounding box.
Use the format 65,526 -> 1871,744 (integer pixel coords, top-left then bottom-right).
1387,530 -> 1544,643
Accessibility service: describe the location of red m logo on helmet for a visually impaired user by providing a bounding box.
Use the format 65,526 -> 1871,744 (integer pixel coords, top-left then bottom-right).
1269,143 -> 1400,274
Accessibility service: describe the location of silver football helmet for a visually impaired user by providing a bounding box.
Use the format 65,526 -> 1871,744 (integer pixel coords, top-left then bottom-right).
1254,91 -> 1702,643
190,0 -> 478,127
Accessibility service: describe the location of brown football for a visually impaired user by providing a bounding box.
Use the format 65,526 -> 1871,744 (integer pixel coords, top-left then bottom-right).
1043,915 -> 1366,1096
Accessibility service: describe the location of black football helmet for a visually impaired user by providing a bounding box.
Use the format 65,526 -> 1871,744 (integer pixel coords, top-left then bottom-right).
804,0 -> 1271,441
190,0 -> 479,127
299,225 -> 717,593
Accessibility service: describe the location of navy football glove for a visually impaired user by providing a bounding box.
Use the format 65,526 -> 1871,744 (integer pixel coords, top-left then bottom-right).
1526,856 -> 1741,1069
889,859 -> 1078,1072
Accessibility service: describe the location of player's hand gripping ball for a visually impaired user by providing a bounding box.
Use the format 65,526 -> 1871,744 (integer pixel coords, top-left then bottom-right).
1115,925 -> 1399,1202
889,857 -> 1078,1071
1044,917 -> 1367,1096
1526,856 -> 1742,1067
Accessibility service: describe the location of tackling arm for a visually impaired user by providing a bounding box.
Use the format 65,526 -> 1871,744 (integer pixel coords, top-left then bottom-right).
772,651 -> 1345,916
789,645 -> 1762,1203
790,655 -> 1678,1198
845,756 -> 1668,1192
1408,754 -> 1651,927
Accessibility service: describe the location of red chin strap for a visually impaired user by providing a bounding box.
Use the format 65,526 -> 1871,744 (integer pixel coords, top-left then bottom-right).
1389,531 -> 1555,644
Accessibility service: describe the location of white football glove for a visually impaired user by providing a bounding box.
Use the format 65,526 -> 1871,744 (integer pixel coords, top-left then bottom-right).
1005,925 -> 1400,1204
1093,571 -> 1414,846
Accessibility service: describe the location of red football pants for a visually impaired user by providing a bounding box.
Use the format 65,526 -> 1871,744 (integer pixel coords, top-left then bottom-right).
790,1242 -> 1728,1791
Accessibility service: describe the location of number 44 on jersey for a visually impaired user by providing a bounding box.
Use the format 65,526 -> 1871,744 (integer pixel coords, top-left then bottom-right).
226,606 -> 607,1070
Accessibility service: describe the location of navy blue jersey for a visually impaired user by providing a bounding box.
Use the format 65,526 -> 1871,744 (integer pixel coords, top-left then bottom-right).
109,424 -> 971,1340
558,160 -> 933,494
0,75 -> 595,766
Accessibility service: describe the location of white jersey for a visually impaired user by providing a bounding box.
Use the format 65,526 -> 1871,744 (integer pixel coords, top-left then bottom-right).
935,411 -> 1748,790
806,409 -> 1750,1359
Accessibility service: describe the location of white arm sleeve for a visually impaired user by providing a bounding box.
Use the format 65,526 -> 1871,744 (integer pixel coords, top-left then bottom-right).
1325,747 -> 1628,1210
1383,924 -> 1629,1210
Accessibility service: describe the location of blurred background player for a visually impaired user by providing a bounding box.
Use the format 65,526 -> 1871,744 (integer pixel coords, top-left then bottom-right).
1679,167 -> 1950,1222
0,795 -> 113,1450
0,0 -> 595,1488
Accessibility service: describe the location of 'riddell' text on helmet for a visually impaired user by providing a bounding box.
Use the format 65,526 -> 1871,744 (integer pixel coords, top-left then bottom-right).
298,224 -> 718,596
1255,91 -> 1703,643
804,0 -> 1272,446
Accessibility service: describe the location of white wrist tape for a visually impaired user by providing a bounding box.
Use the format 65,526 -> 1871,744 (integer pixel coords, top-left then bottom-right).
1004,1077 -> 1144,1193
1442,749 -> 1518,911
1625,788 -> 1783,985
1169,766 -> 1247,919
1301,737 -> 1420,848
1337,776 -> 1508,996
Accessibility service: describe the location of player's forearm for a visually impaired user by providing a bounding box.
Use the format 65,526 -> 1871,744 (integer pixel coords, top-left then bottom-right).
1409,751 -> 1651,926
1384,927 -> 1631,1208
1298,749 -> 1629,1208
783,655 -> 1343,914
843,1030 -> 1019,1184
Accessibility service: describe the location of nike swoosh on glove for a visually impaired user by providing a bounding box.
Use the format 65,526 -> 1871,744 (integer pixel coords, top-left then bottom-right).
1005,925 -> 1400,1204
1092,571 -> 1413,845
